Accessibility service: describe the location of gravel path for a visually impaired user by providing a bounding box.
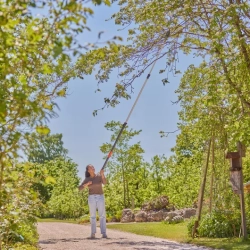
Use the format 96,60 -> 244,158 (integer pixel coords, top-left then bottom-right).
37,222 -> 216,250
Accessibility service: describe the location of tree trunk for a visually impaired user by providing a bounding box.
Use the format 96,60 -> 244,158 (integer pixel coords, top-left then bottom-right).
193,138 -> 212,237
126,179 -> 130,207
121,163 -> 126,208
209,136 -> 215,213
0,150 -> 4,250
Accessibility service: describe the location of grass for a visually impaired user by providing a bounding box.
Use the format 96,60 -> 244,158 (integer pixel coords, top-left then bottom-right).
36,217 -> 78,224
108,221 -> 189,242
191,238 -> 250,250
106,221 -> 250,250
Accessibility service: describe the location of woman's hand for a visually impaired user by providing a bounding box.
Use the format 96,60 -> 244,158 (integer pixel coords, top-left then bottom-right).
100,169 -> 107,184
86,181 -> 92,186
100,169 -> 105,177
79,181 -> 92,191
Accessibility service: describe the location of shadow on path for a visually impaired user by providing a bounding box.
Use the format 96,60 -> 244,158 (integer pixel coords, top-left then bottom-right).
104,240 -> 193,249
40,237 -> 196,250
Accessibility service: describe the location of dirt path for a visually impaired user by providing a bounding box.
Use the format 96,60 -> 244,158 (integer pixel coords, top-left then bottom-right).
37,222 -> 216,250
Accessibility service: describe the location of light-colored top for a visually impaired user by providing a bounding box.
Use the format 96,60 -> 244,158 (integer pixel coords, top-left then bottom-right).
80,175 -> 107,195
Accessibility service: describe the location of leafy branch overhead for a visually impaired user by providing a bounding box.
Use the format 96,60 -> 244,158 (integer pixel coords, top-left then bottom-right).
76,0 -> 250,117
0,0 -> 116,157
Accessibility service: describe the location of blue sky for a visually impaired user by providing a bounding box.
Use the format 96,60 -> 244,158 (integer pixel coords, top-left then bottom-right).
46,3 -> 197,178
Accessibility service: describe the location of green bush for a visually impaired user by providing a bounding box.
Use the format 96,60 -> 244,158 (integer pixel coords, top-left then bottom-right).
106,215 -> 113,222
115,210 -> 123,221
16,221 -> 38,245
133,207 -> 141,213
77,214 -> 90,224
3,242 -> 38,250
3,219 -> 38,246
187,210 -> 241,238
1,164 -> 40,248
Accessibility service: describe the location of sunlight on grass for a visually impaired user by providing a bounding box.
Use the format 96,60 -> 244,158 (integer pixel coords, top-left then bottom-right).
107,221 -> 189,242
37,218 -> 78,224
192,238 -> 250,250
107,221 -> 250,250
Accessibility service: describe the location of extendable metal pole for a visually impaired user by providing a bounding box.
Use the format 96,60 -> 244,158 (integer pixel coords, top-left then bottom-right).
101,46 -> 165,170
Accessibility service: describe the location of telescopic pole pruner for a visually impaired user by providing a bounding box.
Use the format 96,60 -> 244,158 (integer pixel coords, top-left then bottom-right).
101,32 -> 170,170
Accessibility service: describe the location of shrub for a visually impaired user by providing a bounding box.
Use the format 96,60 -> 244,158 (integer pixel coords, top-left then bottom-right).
187,210 -> 241,238
77,214 -> 90,224
3,242 -> 38,250
115,210 -> 123,221
1,164 -> 40,248
133,207 -> 141,213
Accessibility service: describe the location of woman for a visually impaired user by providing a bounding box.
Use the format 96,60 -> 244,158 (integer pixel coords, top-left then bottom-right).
79,164 -> 107,239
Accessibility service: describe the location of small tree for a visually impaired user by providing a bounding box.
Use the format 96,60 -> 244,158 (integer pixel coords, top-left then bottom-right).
100,121 -> 145,212
47,162 -> 86,219
26,133 -> 68,164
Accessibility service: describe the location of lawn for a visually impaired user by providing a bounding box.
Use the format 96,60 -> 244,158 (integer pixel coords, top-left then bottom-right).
108,221 -> 189,242
36,217 -> 78,224
106,221 -> 250,250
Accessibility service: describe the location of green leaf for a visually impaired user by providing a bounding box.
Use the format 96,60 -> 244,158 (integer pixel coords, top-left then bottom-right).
11,171 -> 19,181
53,45 -> 63,58
45,176 -> 56,184
36,126 -> 50,135
43,103 -> 53,110
42,64 -> 53,74
56,88 -> 67,97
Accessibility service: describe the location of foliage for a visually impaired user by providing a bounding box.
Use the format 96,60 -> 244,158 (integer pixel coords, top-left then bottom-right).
114,210 -> 123,221
3,242 -> 38,250
100,121 -> 146,211
100,121 -> 182,215
42,158 -> 86,219
47,184 -> 86,219
77,0 -> 250,118
0,0 -> 113,161
77,214 -> 90,224
163,153 -> 202,209
188,210 -> 242,238
30,157 -> 79,205
0,0 -> 120,248
106,209 -> 123,222
199,211 -> 241,238
0,162 -> 41,247
7,220 -> 38,246
26,133 -> 68,163
25,132 -> 70,203
148,155 -> 170,196
100,121 -> 202,215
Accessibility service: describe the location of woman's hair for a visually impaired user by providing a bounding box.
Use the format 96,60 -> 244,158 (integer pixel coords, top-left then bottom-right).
85,164 -> 91,178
